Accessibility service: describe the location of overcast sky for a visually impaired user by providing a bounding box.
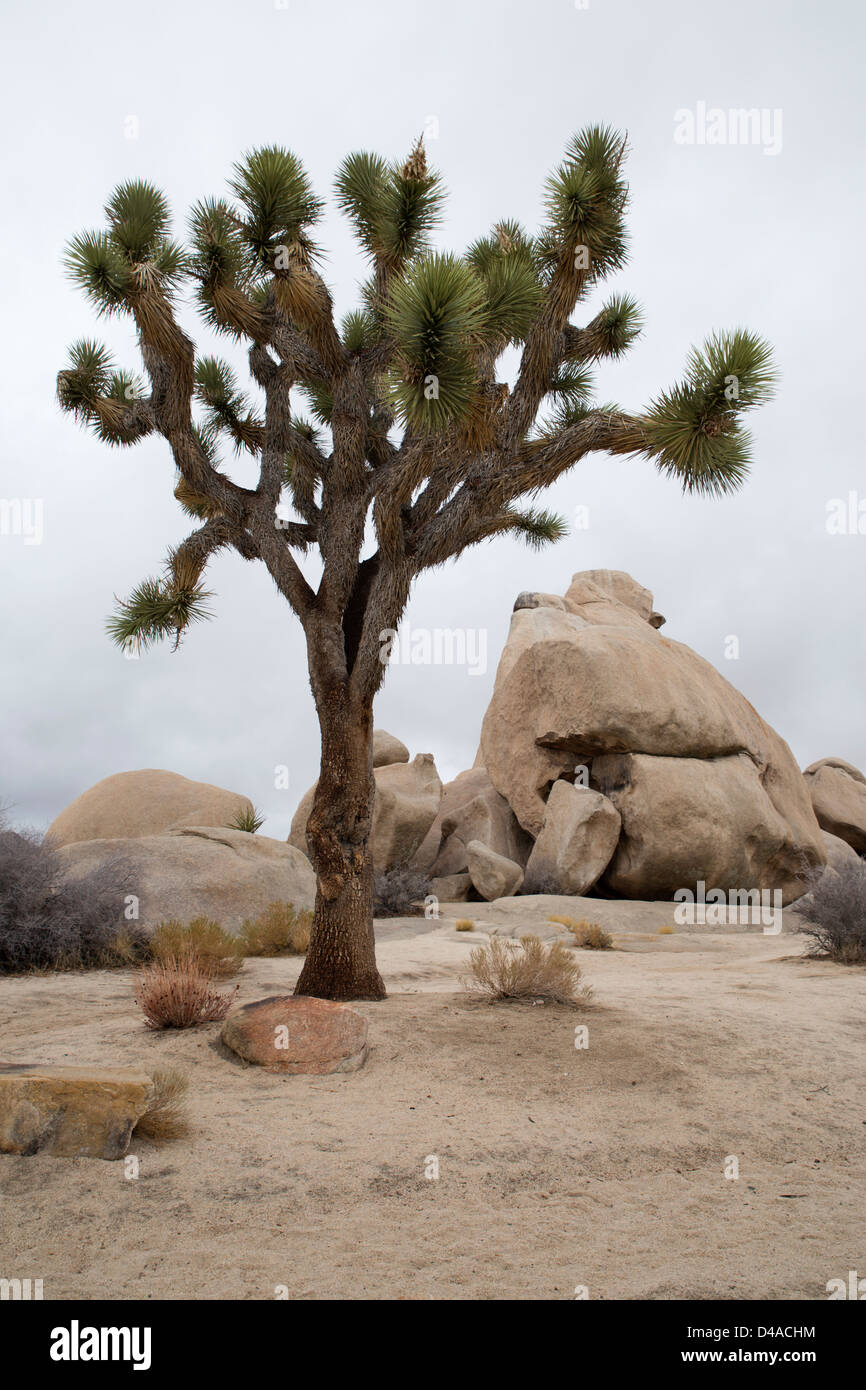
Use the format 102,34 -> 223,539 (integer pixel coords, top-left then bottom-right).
1,0 -> 864,839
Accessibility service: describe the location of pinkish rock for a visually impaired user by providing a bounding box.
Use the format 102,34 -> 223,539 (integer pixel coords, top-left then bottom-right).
221,996 -> 368,1075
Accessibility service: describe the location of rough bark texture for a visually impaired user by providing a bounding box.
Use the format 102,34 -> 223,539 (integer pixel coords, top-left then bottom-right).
294,674 -> 384,1001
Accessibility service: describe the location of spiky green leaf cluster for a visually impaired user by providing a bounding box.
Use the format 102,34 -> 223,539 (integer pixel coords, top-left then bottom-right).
466,223 -> 544,349
336,148 -> 443,274
64,182 -> 186,317
64,232 -> 132,315
341,309 -> 378,353
542,124 -> 629,284
586,293 -> 643,359
187,198 -> 259,331
56,340 -> 114,417
105,181 -> 170,261
107,576 -> 214,653
194,357 -> 257,451
386,253 -> 487,429
229,146 -> 322,267
641,330 -> 777,496
491,506 -> 570,550
301,380 -> 335,427
543,364 -> 597,432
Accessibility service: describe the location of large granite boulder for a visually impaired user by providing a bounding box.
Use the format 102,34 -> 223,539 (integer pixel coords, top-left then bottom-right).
466,840 -> 523,900
289,753 -> 442,872
478,570 -> 825,904
57,826 -> 316,934
415,767 -> 532,877
0,1064 -> 153,1160
523,780 -> 620,895
372,729 -> 410,768
46,770 -> 253,848
221,996 -> 368,1074
819,828 -> 862,872
803,758 -> 866,854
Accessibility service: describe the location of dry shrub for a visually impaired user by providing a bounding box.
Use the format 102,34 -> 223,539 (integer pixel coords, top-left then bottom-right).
133,1067 -> 190,1142
373,866 -> 433,917
791,859 -> 866,964
560,918 -> 612,949
464,934 -> 592,1007
149,917 -> 244,978
0,811 -> 146,973
455,918 -> 475,931
657,925 -> 675,936
135,956 -> 237,1029
240,901 -> 312,956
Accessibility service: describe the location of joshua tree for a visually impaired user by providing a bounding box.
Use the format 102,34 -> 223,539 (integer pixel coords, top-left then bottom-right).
57,127 -> 776,1000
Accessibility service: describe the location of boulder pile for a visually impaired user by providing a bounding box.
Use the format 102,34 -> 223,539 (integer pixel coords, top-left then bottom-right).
48,569 -> 863,913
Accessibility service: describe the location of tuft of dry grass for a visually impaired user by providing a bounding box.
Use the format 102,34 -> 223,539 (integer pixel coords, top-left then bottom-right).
133,1067 -> 190,1142
455,919 -> 475,931
149,917 -> 244,978
239,901 -> 312,956
657,925 -> 675,935
549,917 -> 613,950
464,934 -> 592,1007
134,956 -> 237,1030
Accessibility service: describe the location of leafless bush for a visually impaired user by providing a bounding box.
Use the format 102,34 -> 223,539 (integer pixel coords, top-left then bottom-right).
519,867 -> 561,896
0,811 -> 145,973
373,866 -> 432,917
240,901 -> 312,955
133,1067 -> 190,1141
464,934 -> 593,1006
134,956 -> 237,1029
791,859 -> 866,964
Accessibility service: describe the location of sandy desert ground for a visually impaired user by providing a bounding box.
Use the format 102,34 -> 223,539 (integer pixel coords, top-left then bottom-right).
0,902 -> 863,1301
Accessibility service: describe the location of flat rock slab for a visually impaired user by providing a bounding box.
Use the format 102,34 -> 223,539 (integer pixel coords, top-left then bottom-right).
221,996 -> 368,1075
0,1064 -> 153,1160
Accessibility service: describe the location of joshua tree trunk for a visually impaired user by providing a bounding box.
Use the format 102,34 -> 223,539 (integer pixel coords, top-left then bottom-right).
294,673 -> 385,1001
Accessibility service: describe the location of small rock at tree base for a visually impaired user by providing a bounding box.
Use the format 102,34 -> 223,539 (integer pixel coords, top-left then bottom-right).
0,1064 -> 153,1160
221,996 -> 368,1074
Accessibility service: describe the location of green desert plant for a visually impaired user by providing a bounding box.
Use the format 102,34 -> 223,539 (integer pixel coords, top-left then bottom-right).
791,860 -> 866,964
57,128 -> 776,1000
228,805 -> 265,834
149,917 -> 244,978
133,1067 -> 191,1142
240,901 -> 312,955
134,956 -> 238,1029
464,934 -> 592,1007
